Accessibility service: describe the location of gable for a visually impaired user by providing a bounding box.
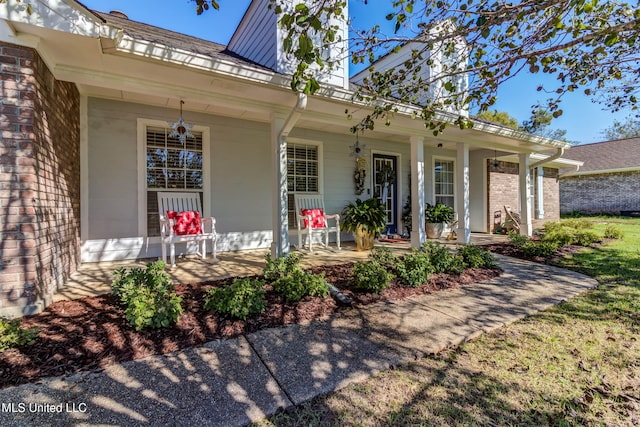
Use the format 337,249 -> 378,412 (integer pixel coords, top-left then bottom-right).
227,0 -> 350,89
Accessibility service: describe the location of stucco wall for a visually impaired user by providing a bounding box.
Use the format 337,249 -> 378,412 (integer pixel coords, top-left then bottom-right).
0,42 -> 80,317
560,171 -> 640,214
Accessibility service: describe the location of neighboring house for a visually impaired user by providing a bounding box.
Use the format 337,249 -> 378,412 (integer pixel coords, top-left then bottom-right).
0,0 -> 577,317
560,138 -> 640,215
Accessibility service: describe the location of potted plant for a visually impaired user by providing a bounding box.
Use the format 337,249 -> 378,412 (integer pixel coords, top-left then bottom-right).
425,202 -> 455,239
341,198 -> 387,251
401,196 -> 412,236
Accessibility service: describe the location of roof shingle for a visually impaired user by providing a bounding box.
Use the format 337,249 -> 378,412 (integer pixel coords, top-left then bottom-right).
563,137 -> 640,172
94,10 -> 274,73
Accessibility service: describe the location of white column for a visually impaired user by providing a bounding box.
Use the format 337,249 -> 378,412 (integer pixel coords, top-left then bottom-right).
537,167 -> 544,219
519,152 -> 533,236
456,142 -> 471,243
410,136 -> 426,247
271,115 -> 289,258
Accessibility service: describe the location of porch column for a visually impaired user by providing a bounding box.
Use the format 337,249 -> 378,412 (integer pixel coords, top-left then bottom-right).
519,152 -> 533,236
410,136 -> 426,247
456,142 -> 471,243
536,167 -> 544,218
271,114 -> 289,258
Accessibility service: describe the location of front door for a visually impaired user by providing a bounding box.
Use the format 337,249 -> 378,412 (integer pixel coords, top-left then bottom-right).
373,154 -> 398,234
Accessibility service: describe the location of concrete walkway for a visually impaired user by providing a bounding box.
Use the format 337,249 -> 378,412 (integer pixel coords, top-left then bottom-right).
0,255 -> 597,426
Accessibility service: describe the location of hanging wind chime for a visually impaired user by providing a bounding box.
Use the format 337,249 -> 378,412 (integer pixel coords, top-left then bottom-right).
168,100 -> 194,144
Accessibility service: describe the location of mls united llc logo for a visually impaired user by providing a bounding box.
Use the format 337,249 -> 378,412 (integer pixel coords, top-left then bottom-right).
2,402 -> 87,413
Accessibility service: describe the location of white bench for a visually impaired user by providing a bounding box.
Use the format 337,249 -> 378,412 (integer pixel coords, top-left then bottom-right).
157,192 -> 218,267
294,194 -> 340,252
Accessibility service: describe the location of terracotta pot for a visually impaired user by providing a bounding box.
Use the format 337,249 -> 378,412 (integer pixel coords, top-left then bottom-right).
354,225 -> 376,251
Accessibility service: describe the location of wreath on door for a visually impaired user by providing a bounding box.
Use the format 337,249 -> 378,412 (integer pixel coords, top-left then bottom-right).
376,164 -> 396,187
376,164 -> 395,205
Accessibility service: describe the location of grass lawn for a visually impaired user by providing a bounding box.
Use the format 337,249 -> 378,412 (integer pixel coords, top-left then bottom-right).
258,217 -> 640,426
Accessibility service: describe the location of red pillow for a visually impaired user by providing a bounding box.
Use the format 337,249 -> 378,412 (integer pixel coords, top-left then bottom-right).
301,208 -> 325,229
167,211 -> 202,235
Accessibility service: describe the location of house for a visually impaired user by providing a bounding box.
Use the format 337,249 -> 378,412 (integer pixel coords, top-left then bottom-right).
0,0 -> 578,317
560,137 -> 640,215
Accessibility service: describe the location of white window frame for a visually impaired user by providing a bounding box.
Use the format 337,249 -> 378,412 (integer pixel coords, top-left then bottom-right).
286,137 -> 323,228
137,118 -> 211,238
433,157 -> 456,208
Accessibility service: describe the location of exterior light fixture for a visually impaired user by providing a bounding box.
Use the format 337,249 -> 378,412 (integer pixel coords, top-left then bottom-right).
168,100 -> 193,144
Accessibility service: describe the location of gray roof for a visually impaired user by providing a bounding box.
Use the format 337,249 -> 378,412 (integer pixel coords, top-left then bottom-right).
94,10 -> 275,73
563,137 -> 640,172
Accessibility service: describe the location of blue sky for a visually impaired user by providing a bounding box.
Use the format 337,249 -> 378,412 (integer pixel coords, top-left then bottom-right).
78,0 -> 628,144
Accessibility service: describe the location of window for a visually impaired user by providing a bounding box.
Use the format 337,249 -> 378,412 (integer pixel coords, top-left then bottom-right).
145,126 -> 203,236
434,159 -> 455,209
287,142 -> 320,227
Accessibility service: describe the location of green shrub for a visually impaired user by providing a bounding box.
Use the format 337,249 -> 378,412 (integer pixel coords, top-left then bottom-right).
369,247 -> 398,270
421,241 -> 464,274
508,232 -> 530,248
541,228 -> 575,247
457,245 -> 497,269
522,241 -> 559,258
272,270 -> 330,302
112,261 -> 183,331
263,252 -> 304,281
0,318 -> 39,351
396,250 -> 434,287
573,230 -> 600,246
603,225 -> 624,239
352,261 -> 393,294
562,218 -> 593,230
204,277 -> 267,320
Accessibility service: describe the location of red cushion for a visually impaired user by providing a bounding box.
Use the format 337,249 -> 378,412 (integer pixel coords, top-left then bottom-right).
301,208 -> 325,229
167,211 -> 202,235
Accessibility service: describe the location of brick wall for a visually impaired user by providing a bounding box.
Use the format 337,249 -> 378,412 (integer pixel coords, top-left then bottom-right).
487,161 -> 560,232
487,160 -> 520,232
540,167 -> 560,224
560,171 -> 640,214
0,42 -> 80,317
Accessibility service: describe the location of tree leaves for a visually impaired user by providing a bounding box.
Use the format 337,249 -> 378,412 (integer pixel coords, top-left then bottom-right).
192,0 -> 639,135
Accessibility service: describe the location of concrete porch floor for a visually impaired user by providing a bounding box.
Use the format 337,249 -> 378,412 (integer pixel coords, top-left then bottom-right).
53,233 -> 507,303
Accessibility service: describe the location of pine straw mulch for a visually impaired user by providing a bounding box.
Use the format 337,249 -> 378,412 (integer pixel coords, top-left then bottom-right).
0,263 -> 501,389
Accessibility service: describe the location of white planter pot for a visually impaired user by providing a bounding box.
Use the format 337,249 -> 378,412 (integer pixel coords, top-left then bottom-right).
425,222 -> 444,239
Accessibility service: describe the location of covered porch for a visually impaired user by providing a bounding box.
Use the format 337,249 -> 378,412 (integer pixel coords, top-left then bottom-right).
53,233 -> 507,303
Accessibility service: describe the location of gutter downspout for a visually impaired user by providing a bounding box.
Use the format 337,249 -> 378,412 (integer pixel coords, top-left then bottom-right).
529,147 -> 564,219
280,93 -> 308,139
530,147 -> 565,169
271,93 -> 308,258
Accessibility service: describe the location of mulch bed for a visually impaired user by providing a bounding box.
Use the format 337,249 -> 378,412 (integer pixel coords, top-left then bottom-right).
0,263 -> 501,390
481,242 -> 590,264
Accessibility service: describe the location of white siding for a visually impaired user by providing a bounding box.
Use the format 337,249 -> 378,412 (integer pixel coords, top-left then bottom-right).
228,0 -> 349,88
84,98 -> 274,261
85,98 -> 417,261
227,0 -> 278,70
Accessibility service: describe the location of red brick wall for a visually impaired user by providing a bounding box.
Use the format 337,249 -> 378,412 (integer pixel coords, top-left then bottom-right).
487,160 -> 519,232
0,42 -> 80,317
487,161 -> 560,233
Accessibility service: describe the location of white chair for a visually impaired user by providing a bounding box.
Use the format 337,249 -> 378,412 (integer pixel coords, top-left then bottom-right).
294,194 -> 340,252
157,192 -> 218,267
